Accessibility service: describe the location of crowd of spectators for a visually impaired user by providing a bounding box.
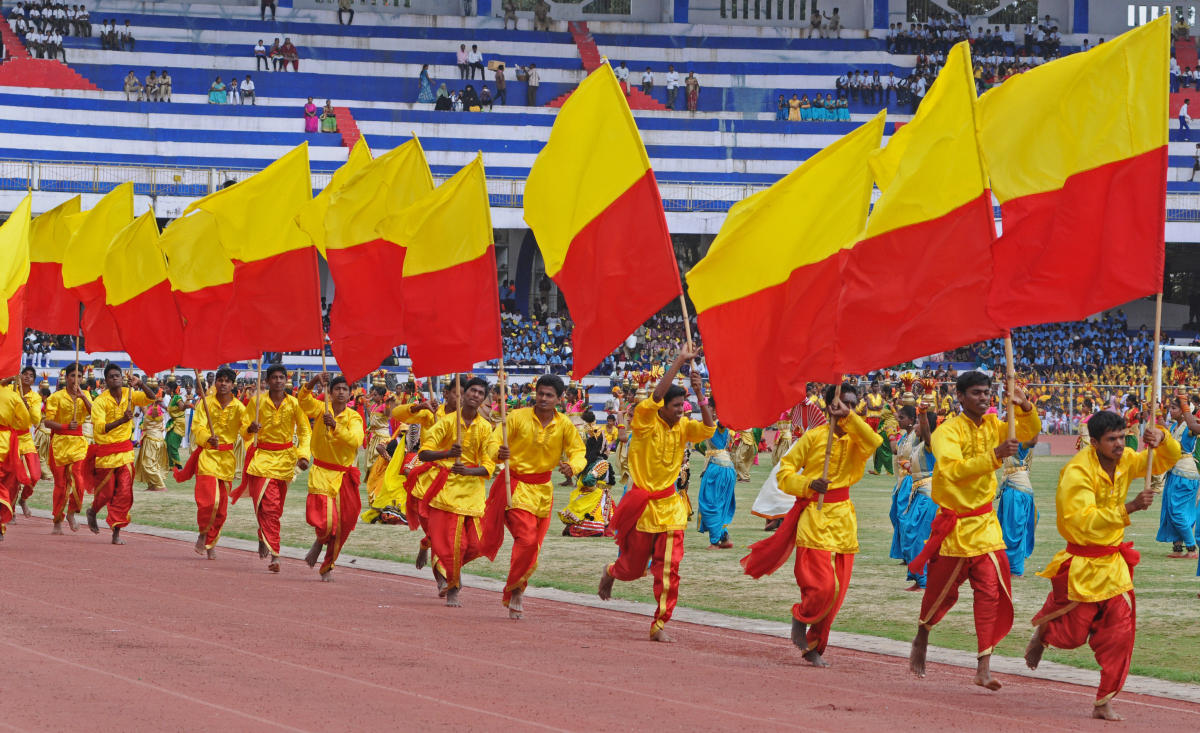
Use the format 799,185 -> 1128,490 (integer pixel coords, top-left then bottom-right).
250,38 -> 300,72
886,15 -> 1063,58
7,1 -> 93,60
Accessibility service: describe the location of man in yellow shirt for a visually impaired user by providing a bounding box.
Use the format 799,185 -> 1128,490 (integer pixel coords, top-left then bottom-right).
0,381 -> 35,539
303,375 -> 365,581
416,376 -> 496,606
909,371 -> 1041,690
1024,411 -> 1178,722
42,363 -> 91,533
236,363 -> 312,572
180,367 -> 247,559
742,382 -> 882,666
395,377 -> 462,569
491,374 -> 586,619
85,363 -> 156,545
598,346 -> 715,641
12,366 -> 43,518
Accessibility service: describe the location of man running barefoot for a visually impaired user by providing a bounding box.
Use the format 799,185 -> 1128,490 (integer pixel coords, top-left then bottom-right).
42,363 -> 90,534
181,368 -> 246,559
87,364 -> 156,545
1024,411 -> 1177,721
301,376 -> 364,582
12,366 -> 43,519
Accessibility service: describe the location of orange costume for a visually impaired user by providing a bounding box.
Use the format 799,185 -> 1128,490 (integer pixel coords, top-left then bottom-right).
43,389 -> 89,523
607,397 -> 714,637
910,405 -> 1041,655
0,388 -> 34,534
186,395 -> 247,549
1031,435 -> 1179,708
306,403 -> 365,575
233,391 -> 312,557
90,387 -> 154,530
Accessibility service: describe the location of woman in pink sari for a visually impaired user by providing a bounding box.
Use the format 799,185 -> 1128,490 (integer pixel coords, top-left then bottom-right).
303,97 -> 319,132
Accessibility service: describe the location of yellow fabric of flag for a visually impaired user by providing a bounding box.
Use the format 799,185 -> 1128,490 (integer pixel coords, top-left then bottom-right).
103,211 -> 166,306
29,195 -> 79,264
61,182 -> 133,288
295,136 -> 372,255
0,194 -> 32,336
326,137 -> 433,251
160,209 -> 233,294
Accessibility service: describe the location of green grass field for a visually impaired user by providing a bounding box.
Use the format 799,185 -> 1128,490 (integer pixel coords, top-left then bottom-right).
25,451 -> 1200,684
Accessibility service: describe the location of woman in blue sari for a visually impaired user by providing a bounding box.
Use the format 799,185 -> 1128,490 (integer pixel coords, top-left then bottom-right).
836,94 -> 850,120
899,409 -> 937,590
996,434 -> 1039,575
775,94 -> 787,120
696,397 -> 737,549
417,63 -> 436,103
207,76 -> 226,104
1159,395 -> 1200,558
888,406 -> 916,562
799,94 -> 811,120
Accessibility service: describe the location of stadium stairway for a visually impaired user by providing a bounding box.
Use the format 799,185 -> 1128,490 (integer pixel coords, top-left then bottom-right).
333,106 -> 360,148
0,18 -> 101,91
548,21 -> 667,111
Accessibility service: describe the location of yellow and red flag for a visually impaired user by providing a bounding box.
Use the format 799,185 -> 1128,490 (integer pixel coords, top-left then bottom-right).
182,142 -> 321,361
380,155 -> 500,377
838,41 -> 1002,373
0,195 -> 32,374
26,195 -> 81,334
61,182 -> 134,351
159,208 -> 235,368
102,211 -> 183,374
325,137 -> 433,381
524,62 -> 679,379
687,114 -> 883,428
295,135 -> 372,255
980,16 -> 1168,326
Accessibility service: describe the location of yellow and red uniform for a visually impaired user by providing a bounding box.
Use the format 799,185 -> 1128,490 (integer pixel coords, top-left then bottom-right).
235,392 -> 312,556
493,407 -> 586,607
913,405 -> 1041,655
862,392 -> 885,431
307,404 -> 365,574
392,402 -> 449,541
91,388 -> 154,530
419,411 -> 496,590
1032,435 -> 1179,707
12,387 -> 42,502
43,389 -> 89,522
0,388 -> 33,533
190,395 -> 247,549
608,397 -> 714,637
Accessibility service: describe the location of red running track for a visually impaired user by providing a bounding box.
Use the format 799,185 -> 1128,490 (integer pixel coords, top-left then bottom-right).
2,517 -> 1198,732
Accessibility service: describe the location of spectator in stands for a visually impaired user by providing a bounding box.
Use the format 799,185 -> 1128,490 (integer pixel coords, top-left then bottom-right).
480,85 -> 494,110
502,0 -> 517,30
468,44 -> 485,80
525,62 -> 539,106
304,97 -> 319,131
160,69 -> 172,102
1181,98 -> 1192,141
320,100 -> 338,132
533,0 -> 550,31
417,64 -> 435,103
338,0 -> 354,26
776,94 -> 787,120
240,75 -> 256,105
76,4 -> 90,37
254,39 -> 269,71
456,43 -> 469,80
827,7 -> 841,36
270,38 -> 283,71
462,84 -> 481,111
208,76 -> 227,104
123,70 -> 142,101
494,62 -> 506,105
144,70 -> 159,101
281,37 -> 299,71
25,27 -> 43,57
1189,144 -> 1199,182
98,18 -> 113,49
641,67 -> 653,95
261,0 -> 276,21
434,83 -> 451,110
684,71 -> 699,112
614,61 -> 630,95
665,64 -> 679,109
120,18 -> 133,50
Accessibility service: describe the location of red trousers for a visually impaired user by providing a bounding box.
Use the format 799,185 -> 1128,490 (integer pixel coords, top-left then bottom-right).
194,475 -> 230,549
244,475 -> 288,556
0,456 -> 14,533
306,486 -> 359,575
608,528 -> 685,636
1033,560 -> 1136,704
919,551 -> 1014,655
792,547 -> 855,655
51,457 -> 86,522
17,451 -> 41,501
92,464 -> 134,530
426,507 -> 483,590
503,508 -> 551,606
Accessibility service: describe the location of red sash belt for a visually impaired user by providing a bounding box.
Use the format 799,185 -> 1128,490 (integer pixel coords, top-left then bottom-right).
611,484 -> 678,553
1066,542 -> 1140,572
91,439 -> 135,458
256,441 -> 295,452
2,428 -> 31,487
310,458 -> 362,519
479,469 -> 555,561
419,463 -> 481,516
232,441 -> 295,503
51,427 -> 84,436
313,457 -> 355,474
172,443 -> 235,482
907,504 -> 993,575
741,487 -> 850,579
404,460 -> 436,530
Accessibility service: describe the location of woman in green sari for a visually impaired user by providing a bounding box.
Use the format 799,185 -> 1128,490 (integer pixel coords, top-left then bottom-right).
320,99 -> 338,133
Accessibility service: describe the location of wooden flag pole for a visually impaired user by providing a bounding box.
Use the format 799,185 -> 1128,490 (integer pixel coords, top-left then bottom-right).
453,373 -> 463,465
428,375 -> 437,409
192,369 -> 215,435
252,358 -> 263,448
498,362 -> 512,507
818,382 -> 843,511
1004,333 -> 1017,441
69,310 -> 82,423
679,293 -> 694,351
1146,292 -> 1163,493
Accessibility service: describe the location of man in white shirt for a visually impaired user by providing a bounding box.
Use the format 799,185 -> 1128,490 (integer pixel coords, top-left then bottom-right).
665,64 -> 679,109
240,74 -> 256,105
525,63 -> 539,106
1173,56 -> 1182,93
615,60 -> 630,95
467,44 -> 484,80
1180,98 -> 1192,141
254,39 -> 268,70
48,30 -> 64,60
641,67 -> 653,94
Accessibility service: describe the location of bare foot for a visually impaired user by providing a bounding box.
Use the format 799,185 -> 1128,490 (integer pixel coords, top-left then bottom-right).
706,544 -> 719,550
51,522 -> 63,535
909,627 -> 929,678
1166,551 -> 1189,559
111,529 -> 125,546
415,547 -> 428,570
650,628 -> 674,642
1024,626 -> 1046,670
66,512 -> 78,532
268,556 -> 280,573
790,618 -> 808,650
445,587 -> 461,607
258,540 -> 269,559
718,538 -> 734,549
433,566 -> 448,597
905,583 -> 923,592
1093,702 -> 1123,721
802,649 -> 829,667
19,499 -> 30,518
597,566 -> 615,600
304,540 -> 322,568
194,533 -> 206,556
974,655 -> 1002,691
86,509 -> 99,534
206,548 -> 217,560
320,569 -> 334,582
508,588 -> 524,619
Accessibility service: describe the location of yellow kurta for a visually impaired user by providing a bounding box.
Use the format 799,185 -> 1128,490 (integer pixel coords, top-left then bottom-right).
167,395 -> 188,437
930,406 -> 1042,557
134,412 -> 170,489
363,406 -> 391,465
395,403 -> 448,500
1040,436 -> 1180,602
44,390 -> 89,463
0,389 -> 33,463
420,412 -> 496,517
191,396 -> 248,481
309,406 -> 364,495
242,393 -> 312,481
628,397 -> 715,533
777,412 -> 882,554
14,389 -> 41,454
91,388 -> 155,469
495,408 -> 587,518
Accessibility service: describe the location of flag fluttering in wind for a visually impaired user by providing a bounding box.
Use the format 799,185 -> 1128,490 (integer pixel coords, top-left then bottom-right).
26,195 -> 81,335
0,195 -> 32,375
61,182 -> 134,351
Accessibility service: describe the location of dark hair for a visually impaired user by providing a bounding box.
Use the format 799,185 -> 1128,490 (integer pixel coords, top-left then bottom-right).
823,382 -> 858,405
1087,410 -> 1126,440
371,384 -> 387,396
899,405 -> 917,421
329,375 -> 348,391
536,374 -> 565,396
464,376 -> 489,393
265,363 -> 287,379
103,362 -> 122,377
955,371 -> 990,394
664,384 -> 687,404
215,367 -> 237,382
20,365 -> 35,376
582,409 -> 595,424
166,380 -> 178,391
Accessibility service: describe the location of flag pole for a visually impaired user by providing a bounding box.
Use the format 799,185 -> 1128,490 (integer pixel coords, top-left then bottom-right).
1004,333 -> 1017,441
1145,291 -> 1163,493
498,360 -> 511,507
192,369 -> 215,435
679,293 -> 694,351
70,308 -> 82,423
453,372 -> 463,465
252,357 -> 263,448
818,382 -> 843,511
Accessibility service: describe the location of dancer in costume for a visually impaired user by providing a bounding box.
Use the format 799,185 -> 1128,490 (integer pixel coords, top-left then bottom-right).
898,407 -> 937,590
133,401 -> 170,491
559,430 -> 614,537
996,431 -> 1040,576
1158,393 -> 1200,558
696,396 -> 737,549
